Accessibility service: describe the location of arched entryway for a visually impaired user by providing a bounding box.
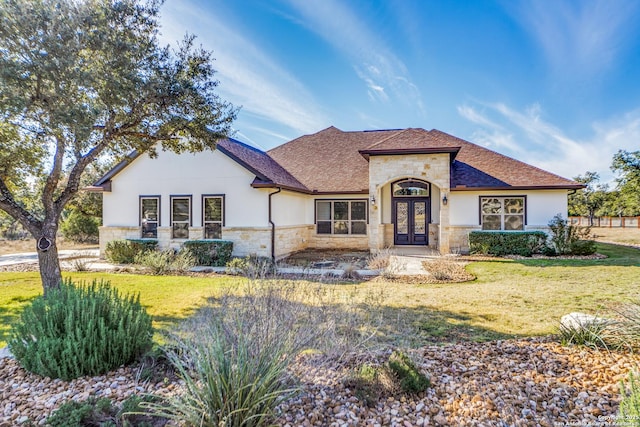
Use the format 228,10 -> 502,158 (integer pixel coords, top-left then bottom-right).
391,179 -> 430,245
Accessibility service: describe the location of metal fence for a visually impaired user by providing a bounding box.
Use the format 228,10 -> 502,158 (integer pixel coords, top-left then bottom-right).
569,216 -> 640,228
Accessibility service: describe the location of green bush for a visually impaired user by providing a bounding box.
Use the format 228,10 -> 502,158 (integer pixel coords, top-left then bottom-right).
388,350 -> 430,393
620,371 -> 640,426
61,210 -> 100,243
547,214 -> 595,255
105,239 -> 158,264
134,249 -> 195,275
182,239 -> 233,266
468,231 -> 547,256
9,278 -> 153,380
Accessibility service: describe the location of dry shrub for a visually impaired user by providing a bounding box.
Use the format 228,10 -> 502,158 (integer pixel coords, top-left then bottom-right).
367,248 -> 392,270
421,258 -> 475,283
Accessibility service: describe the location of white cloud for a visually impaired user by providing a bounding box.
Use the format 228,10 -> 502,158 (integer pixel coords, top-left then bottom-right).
159,0 -> 328,137
284,0 -> 424,112
458,101 -> 640,184
509,0 -> 640,78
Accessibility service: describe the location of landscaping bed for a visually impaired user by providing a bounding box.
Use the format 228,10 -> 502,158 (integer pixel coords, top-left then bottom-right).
2,336 -> 637,426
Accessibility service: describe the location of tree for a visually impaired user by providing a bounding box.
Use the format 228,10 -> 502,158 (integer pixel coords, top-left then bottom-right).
568,172 -> 608,225
612,150 -> 640,216
0,0 -> 236,293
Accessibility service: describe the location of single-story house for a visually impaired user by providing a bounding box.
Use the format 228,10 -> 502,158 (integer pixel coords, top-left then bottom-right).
91,126 -> 583,258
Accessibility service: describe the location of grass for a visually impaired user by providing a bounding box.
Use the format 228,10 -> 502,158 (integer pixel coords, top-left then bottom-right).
1,242 -> 638,347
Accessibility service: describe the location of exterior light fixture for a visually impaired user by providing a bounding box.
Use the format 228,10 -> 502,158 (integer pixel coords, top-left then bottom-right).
370,194 -> 376,205
442,194 -> 448,205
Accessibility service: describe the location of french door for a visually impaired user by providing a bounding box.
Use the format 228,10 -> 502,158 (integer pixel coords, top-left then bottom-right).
393,198 -> 429,245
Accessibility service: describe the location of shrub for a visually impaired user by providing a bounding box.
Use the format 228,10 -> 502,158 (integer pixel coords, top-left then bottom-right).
134,249 -> 195,275
387,350 -> 430,393
105,239 -> 158,264
46,395 -> 162,427
547,214 -> 595,255
422,258 -> 474,282
226,255 -> 275,279
620,371 -> 640,425
9,278 -> 153,380
60,210 -> 100,243
558,315 -> 613,350
182,239 -> 233,266
468,231 -> 547,256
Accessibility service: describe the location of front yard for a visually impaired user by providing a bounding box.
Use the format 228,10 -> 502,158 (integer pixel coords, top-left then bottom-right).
1,242 -> 638,348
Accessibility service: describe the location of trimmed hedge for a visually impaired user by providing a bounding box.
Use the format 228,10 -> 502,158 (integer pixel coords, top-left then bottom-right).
105,239 -> 158,264
183,240 -> 233,266
468,231 -> 547,256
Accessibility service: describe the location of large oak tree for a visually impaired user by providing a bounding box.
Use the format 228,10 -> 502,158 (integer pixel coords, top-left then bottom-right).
0,0 -> 236,292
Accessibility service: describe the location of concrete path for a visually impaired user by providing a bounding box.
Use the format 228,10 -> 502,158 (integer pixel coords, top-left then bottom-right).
0,249 -> 99,267
387,247 -> 441,276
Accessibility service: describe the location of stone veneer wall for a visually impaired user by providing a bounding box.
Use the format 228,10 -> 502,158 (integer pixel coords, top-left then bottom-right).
98,226 -> 141,256
368,153 -> 452,253
307,234 -> 369,250
273,225 -> 313,259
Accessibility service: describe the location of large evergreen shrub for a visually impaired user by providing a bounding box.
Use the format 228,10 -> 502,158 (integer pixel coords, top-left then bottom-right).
9,278 -> 153,380
60,210 -> 100,243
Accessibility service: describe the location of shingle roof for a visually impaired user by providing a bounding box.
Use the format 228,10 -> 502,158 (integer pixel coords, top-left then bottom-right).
268,127 -> 582,192
216,139 -> 308,192
93,127 -> 581,193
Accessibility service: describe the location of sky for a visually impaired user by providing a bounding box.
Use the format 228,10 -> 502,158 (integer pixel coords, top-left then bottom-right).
158,0 -> 640,184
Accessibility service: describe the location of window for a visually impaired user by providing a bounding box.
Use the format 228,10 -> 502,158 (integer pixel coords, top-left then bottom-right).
480,197 -> 525,230
202,195 -> 224,239
316,200 -> 367,235
171,196 -> 191,239
393,179 -> 429,197
140,196 -> 160,238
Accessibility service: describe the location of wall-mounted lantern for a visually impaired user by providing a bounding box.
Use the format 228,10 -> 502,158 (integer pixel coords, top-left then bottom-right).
370,194 -> 376,205
442,194 -> 448,205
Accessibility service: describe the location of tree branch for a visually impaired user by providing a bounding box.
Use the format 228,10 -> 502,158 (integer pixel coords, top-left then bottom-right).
0,178 -> 42,236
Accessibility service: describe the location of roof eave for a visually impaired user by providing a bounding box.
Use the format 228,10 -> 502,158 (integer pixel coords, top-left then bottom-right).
451,184 -> 586,191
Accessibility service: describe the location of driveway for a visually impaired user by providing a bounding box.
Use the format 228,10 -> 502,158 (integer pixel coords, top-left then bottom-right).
0,249 -> 100,267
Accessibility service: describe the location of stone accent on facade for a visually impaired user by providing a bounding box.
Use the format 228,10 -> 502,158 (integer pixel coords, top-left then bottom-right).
222,227 -> 271,258
307,234 -> 369,250
368,153 -> 451,252
273,225 -> 312,259
98,226 -> 140,256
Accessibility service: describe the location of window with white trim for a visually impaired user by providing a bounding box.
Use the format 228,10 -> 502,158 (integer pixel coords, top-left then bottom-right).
480,196 -> 525,230
202,195 -> 224,239
171,196 -> 191,239
316,200 -> 367,235
140,196 -> 160,238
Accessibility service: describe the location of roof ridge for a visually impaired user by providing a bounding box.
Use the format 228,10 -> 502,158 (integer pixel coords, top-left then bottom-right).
364,128 -> 412,150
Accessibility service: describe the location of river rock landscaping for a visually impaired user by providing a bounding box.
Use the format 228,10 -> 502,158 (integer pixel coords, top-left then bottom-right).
1,336 -> 637,426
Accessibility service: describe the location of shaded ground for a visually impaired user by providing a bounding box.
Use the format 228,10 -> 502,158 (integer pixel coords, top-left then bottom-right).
280,249 -> 371,269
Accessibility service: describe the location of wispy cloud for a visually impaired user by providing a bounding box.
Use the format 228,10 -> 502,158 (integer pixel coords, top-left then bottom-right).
458,101 -> 640,184
508,0 -> 639,78
159,1 -> 328,138
284,0 -> 424,112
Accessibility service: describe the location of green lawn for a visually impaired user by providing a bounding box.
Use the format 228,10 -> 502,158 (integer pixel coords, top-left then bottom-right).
1,243 -> 638,347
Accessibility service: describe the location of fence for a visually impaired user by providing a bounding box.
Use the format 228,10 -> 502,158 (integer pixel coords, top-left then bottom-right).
569,216 -> 640,228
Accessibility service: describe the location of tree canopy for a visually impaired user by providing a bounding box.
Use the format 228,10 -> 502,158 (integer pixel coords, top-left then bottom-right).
0,0 -> 236,291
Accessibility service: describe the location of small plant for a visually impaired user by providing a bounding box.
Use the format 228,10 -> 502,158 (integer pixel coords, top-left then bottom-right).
558,314 -> 614,350
367,248 -> 392,270
619,371 -> 640,425
387,350 -> 430,393
10,278 -> 153,380
46,395 -> 162,427
341,263 -> 360,280
134,249 -> 195,275
422,258 -> 474,283
105,239 -> 157,264
345,362 -> 399,406
226,255 -> 275,279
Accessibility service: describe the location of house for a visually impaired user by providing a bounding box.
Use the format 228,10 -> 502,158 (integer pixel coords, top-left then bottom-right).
92,126 -> 583,258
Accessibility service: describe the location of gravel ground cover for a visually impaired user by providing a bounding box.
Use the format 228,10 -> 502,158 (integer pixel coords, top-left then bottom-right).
2,336 -> 637,426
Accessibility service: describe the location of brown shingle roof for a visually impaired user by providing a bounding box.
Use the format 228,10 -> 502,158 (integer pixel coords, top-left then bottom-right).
268,127 -> 582,192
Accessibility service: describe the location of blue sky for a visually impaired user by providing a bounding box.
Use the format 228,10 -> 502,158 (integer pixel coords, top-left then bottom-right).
159,0 -> 640,184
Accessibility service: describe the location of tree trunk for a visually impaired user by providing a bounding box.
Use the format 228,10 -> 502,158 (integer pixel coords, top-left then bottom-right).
36,233 -> 62,296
